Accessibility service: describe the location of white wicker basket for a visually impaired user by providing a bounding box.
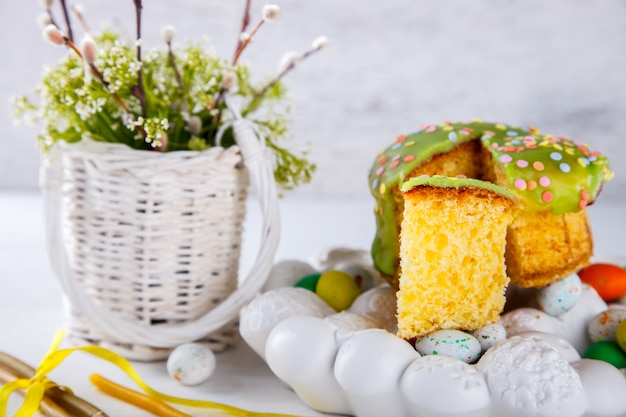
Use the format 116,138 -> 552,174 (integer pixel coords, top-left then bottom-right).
41,119 -> 280,361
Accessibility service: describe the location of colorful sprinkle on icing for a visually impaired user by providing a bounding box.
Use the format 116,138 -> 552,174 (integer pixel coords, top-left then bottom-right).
368,121 -> 613,278
514,179 -> 527,190
542,191 -> 553,203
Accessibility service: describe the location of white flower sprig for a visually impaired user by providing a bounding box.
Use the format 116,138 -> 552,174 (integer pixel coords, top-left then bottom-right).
71,4 -> 91,34
254,35 -> 329,102
231,4 -> 281,66
160,25 -> 188,116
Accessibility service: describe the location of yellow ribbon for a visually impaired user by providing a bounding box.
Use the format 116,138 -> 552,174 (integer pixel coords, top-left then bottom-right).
0,330 -> 304,417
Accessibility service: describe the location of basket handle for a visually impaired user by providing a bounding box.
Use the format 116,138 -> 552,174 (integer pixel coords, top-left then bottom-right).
41,103 -> 281,348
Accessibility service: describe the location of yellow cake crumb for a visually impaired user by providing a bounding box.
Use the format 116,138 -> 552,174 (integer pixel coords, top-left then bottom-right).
397,184 -> 515,340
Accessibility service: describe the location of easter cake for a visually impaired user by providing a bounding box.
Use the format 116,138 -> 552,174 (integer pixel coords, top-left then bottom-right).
397,176 -> 517,339
369,120 -> 613,289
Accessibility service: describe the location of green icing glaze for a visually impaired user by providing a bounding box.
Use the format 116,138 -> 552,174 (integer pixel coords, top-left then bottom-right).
368,120 -> 613,278
400,175 -> 518,202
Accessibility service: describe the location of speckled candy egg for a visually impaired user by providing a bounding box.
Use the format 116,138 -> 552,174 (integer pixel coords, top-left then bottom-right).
588,307 -> 626,343
537,273 -> 582,316
471,322 -> 507,353
166,343 -> 216,386
415,330 -> 481,364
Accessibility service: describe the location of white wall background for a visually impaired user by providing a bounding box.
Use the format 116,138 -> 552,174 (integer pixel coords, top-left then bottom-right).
1,0 -> 625,204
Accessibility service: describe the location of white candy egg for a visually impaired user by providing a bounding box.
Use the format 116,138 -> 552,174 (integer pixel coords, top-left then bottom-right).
572,359 -> 626,417
262,260 -> 317,291
400,355 -> 491,416
537,273 -> 582,316
472,322 -> 507,353
334,329 -> 420,417
239,287 -> 334,359
588,306 -> 626,343
166,343 -> 216,386
415,330 -> 481,364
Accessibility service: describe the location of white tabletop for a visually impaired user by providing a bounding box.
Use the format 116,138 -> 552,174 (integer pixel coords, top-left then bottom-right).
0,191 -> 624,416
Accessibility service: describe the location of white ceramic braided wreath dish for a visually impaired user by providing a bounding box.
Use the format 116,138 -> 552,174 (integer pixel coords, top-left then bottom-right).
40,108 -> 280,361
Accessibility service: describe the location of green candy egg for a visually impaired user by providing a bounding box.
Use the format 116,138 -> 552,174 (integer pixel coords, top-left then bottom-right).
583,341 -> 626,368
294,273 -> 321,292
616,319 -> 626,352
315,270 -> 361,312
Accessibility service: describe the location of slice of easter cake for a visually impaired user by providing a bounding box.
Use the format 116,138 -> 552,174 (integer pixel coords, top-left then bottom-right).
397,176 -> 517,340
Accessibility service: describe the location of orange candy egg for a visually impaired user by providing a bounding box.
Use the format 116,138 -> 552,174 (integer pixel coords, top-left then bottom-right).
578,263 -> 626,301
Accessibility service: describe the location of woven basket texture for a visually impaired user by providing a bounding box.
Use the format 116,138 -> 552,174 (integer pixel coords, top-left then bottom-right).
56,143 -> 249,360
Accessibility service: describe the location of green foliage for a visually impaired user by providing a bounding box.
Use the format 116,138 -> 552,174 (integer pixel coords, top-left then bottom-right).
13,30 -> 315,189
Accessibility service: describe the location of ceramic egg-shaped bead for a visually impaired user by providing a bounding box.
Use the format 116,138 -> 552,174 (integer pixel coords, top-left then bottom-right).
471,322 -> 506,353
166,343 -> 216,386
572,359 -> 626,417
315,270 -> 361,311
516,331 -> 581,363
239,287 -> 334,359
262,260 -> 317,291
415,330 -> 481,364
334,329 -> 420,417
476,336 -> 586,417
265,316 -> 352,415
537,273 -> 582,316
324,311 -> 380,343
400,355 -> 491,416
588,307 -> 626,343
348,286 -> 397,333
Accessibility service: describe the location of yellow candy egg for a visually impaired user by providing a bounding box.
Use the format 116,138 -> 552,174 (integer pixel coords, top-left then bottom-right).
616,319 -> 626,353
315,270 -> 361,312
